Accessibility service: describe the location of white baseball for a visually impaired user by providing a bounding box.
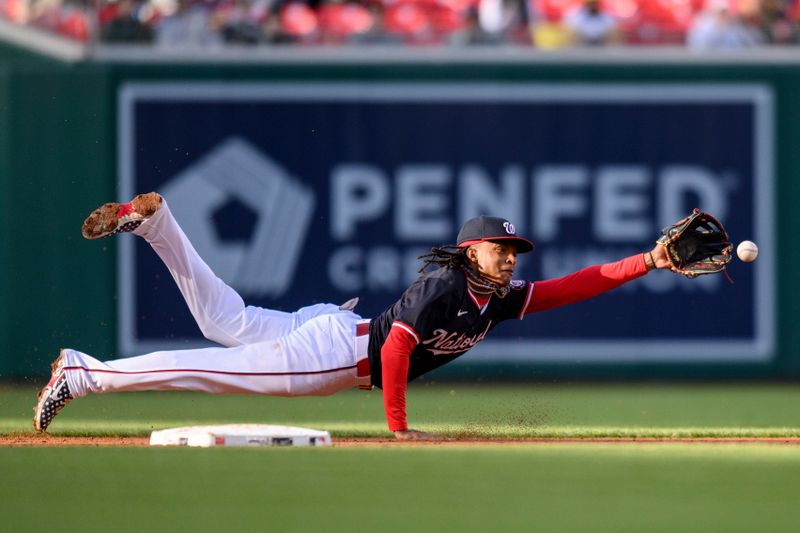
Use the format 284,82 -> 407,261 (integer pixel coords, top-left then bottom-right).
737,241 -> 758,262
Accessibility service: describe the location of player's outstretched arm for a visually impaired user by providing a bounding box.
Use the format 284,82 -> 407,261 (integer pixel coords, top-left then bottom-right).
525,250 -> 664,315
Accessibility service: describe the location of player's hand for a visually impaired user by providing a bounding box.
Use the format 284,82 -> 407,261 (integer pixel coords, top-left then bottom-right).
393,429 -> 450,441
647,245 -> 671,270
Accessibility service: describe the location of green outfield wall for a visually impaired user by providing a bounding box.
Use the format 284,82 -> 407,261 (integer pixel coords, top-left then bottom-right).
2,46 -> 800,380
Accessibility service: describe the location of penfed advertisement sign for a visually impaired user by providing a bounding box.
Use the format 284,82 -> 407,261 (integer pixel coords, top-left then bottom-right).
118,82 -> 774,363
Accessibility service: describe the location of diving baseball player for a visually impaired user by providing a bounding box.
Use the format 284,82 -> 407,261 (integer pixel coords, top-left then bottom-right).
34,192 -> 674,440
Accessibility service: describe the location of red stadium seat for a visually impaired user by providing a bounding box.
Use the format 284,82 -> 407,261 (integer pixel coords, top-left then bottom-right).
57,9 -> 89,42
1,0 -> 26,24
385,2 -> 430,34
318,2 -> 374,39
280,2 -> 319,36
606,0 -> 638,19
98,2 -> 119,25
427,3 -> 468,33
436,0 -> 478,11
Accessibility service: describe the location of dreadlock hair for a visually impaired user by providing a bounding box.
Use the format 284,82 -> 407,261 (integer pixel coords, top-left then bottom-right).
417,245 -> 468,273
417,244 -> 511,298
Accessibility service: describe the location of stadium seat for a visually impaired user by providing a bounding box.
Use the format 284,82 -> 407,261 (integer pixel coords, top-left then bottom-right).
317,2 -> 374,41
280,2 -> 319,37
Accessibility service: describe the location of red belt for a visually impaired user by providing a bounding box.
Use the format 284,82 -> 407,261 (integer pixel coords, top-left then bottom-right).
356,321 -> 372,388
357,358 -> 371,379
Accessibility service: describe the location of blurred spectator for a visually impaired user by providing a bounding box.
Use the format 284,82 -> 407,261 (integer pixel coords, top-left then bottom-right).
449,5 -> 499,42
6,0 -> 800,48
759,0 -> 799,43
29,0 -> 62,32
687,0 -> 762,49
102,0 -> 154,43
565,0 -> 619,45
28,0 -> 91,41
156,0 -> 223,47
532,7 -> 574,48
56,0 -> 90,40
479,0 -> 528,41
622,0 -> 692,45
220,0 -> 264,44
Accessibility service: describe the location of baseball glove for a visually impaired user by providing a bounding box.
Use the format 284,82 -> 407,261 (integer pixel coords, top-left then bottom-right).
656,208 -> 732,278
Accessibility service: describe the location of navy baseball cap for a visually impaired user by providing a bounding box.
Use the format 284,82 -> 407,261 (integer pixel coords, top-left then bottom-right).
456,216 -> 534,253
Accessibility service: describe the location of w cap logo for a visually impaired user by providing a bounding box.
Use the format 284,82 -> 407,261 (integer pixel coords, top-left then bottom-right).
503,221 -> 516,235
160,137 -> 315,298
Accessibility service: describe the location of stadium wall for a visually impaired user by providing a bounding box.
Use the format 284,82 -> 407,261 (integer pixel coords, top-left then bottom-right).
2,48 -> 800,380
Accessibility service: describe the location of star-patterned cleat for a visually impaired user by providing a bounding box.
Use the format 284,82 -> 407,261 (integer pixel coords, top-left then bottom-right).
33,350 -> 74,433
81,192 -> 163,240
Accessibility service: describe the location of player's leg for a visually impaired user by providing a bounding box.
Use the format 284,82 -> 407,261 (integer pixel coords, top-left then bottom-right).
82,193 -> 338,346
33,310 -> 371,432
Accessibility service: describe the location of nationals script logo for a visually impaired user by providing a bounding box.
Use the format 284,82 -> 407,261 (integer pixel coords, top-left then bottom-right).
421,321 -> 493,356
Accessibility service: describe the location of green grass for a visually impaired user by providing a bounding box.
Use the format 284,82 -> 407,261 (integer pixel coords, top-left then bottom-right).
3,384 -> 800,532
3,383 -> 800,437
3,444 -> 800,532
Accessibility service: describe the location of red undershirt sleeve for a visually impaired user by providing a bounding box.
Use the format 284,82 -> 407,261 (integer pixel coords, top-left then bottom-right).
381,324 -> 419,432
525,253 -> 648,315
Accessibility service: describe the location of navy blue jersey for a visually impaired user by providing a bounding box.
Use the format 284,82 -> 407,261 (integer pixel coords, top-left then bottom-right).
367,267 -> 532,388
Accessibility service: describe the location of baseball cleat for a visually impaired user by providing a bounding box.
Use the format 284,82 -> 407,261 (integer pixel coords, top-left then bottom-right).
81,192 -> 162,240
32,350 -> 74,433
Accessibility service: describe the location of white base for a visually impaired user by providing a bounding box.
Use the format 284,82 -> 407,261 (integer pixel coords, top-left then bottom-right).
149,424 -> 332,447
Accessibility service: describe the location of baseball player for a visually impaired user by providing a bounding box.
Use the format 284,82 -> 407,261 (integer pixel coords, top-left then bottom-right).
33,192 -> 671,440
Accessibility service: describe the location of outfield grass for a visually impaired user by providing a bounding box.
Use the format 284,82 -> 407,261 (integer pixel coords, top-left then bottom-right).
2,384 -> 800,532
4,444 -> 800,532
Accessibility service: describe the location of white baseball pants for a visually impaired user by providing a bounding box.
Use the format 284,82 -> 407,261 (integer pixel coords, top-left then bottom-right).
63,200 -> 371,398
